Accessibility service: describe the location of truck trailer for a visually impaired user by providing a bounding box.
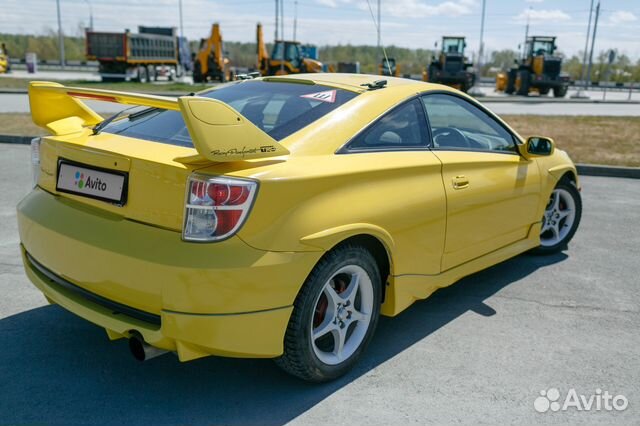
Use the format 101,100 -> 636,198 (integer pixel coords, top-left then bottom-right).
86,26 -> 191,82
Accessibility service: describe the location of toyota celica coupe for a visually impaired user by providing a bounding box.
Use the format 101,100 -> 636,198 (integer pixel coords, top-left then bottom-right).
18,74 -> 581,381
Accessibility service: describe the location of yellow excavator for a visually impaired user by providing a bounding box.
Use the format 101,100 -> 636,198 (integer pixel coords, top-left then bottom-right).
256,23 -> 323,76
193,23 -> 233,83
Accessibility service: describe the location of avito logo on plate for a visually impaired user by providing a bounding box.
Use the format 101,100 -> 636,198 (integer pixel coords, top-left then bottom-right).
74,171 -> 107,192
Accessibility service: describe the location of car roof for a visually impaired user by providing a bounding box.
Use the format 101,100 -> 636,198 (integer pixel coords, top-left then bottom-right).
258,73 -> 446,94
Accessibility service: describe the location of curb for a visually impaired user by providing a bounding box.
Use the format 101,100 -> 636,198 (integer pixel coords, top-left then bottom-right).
1,136 -> 638,179
0,135 -> 34,144
576,163 -> 640,179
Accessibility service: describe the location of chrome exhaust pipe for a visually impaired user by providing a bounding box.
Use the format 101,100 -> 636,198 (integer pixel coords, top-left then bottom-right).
128,334 -> 168,361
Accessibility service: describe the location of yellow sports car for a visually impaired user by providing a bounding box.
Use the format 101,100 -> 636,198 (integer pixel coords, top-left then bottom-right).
18,74 -> 581,382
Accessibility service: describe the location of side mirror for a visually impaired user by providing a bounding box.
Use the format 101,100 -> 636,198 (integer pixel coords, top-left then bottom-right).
521,136 -> 555,159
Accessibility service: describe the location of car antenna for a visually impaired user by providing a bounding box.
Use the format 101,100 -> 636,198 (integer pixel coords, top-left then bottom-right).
361,79 -> 387,90
365,0 -> 392,77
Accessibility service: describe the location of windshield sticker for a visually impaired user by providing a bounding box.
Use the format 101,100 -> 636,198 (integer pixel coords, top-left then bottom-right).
300,90 -> 337,103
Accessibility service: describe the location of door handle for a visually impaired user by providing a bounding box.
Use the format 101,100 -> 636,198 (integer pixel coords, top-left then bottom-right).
452,175 -> 469,189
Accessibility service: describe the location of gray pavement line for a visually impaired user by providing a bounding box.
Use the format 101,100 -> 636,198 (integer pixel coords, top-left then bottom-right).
492,294 -> 640,315
1,136 -> 639,179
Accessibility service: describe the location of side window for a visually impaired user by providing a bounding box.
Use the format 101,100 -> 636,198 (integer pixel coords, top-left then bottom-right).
348,99 -> 428,151
422,94 -> 516,152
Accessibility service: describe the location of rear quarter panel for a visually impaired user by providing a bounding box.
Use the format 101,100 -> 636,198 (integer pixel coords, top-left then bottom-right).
211,152 -> 447,277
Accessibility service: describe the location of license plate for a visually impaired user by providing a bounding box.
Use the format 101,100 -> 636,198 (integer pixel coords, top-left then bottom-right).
56,160 -> 128,205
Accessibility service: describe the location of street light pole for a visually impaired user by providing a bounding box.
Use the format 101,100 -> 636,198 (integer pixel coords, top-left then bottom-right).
573,0 -> 594,98
84,0 -> 94,30
468,0 -> 486,95
178,0 -> 184,39
56,0 -> 65,69
293,0 -> 298,42
377,0 -> 381,56
586,1 -> 600,87
275,0 -> 279,41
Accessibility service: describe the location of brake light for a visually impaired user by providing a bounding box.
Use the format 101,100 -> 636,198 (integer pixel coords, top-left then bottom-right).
183,174 -> 258,242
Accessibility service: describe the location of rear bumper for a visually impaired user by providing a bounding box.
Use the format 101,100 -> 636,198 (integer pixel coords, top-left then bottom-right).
17,188 -> 323,359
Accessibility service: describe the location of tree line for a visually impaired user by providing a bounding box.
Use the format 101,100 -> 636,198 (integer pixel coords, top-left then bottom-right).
2,32 -> 639,82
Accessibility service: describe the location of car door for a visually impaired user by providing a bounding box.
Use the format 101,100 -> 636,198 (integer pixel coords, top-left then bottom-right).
342,98 -> 446,277
421,93 -> 541,271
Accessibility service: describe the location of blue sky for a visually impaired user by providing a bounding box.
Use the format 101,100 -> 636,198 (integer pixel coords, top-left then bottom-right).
2,0 -> 639,59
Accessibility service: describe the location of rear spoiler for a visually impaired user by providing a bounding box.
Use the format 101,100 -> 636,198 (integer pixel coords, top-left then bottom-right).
28,81 -> 289,163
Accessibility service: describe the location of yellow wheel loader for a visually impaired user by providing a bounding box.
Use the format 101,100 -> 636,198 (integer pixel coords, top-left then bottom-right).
256,23 -> 323,76
496,36 -> 570,97
423,36 -> 475,92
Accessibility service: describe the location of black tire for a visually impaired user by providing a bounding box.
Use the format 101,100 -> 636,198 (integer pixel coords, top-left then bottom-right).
275,244 -> 382,382
427,64 -> 438,83
505,69 -> 516,94
147,65 -> 156,82
553,85 -> 568,98
136,66 -> 148,83
516,70 -> 530,96
533,180 -> 582,255
193,61 -> 203,83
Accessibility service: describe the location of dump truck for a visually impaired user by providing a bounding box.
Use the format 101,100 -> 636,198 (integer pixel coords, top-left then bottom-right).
193,23 -> 233,83
256,23 -> 323,76
86,26 -> 191,82
496,36 -> 570,97
379,57 -> 400,77
424,36 -> 475,92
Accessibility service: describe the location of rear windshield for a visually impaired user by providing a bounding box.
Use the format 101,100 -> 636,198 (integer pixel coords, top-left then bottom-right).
103,81 -> 358,147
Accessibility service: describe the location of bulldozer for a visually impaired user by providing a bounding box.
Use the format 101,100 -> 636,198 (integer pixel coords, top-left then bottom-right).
496,36 -> 570,97
424,36 -> 475,92
193,23 -> 233,83
256,23 -> 323,76
378,57 -> 400,77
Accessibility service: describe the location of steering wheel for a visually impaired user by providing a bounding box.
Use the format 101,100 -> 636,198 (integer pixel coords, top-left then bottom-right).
432,127 -> 471,148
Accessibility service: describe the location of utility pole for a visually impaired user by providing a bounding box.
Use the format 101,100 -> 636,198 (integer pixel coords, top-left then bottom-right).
293,0 -> 298,42
56,0 -> 65,69
377,0 -> 381,56
275,0 -> 279,41
523,6 -> 531,59
586,1 -> 600,87
178,0 -> 184,39
468,0 -> 486,95
280,0 -> 285,74
84,0 -> 94,30
573,0 -> 594,98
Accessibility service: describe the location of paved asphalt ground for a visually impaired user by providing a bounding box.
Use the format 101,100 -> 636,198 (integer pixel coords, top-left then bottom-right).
0,143 -> 638,425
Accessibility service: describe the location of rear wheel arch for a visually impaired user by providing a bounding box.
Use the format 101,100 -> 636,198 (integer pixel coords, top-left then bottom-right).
331,234 -> 392,303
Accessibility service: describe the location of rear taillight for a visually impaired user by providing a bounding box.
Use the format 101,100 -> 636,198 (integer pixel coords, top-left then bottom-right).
183,174 -> 258,242
30,137 -> 41,187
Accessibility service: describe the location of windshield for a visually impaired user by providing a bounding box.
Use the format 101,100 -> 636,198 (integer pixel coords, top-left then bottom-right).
531,40 -> 555,55
442,38 -> 464,54
272,42 -> 301,61
103,81 -> 358,147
